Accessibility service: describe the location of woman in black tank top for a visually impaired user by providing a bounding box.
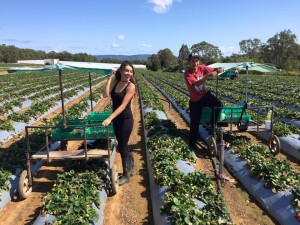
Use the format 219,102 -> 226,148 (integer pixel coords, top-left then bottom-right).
102,61 -> 136,185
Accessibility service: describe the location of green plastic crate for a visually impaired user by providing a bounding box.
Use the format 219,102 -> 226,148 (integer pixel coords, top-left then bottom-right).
221,107 -> 251,122
51,118 -> 88,140
51,127 -> 85,140
88,112 -> 112,124
86,126 -> 114,138
57,118 -> 88,126
200,108 -> 214,122
200,106 -> 251,123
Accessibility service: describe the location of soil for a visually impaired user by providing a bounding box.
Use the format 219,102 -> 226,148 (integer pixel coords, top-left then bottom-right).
1,78 -> 296,225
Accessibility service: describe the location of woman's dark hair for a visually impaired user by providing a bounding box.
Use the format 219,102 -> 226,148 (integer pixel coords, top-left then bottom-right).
115,61 -> 136,85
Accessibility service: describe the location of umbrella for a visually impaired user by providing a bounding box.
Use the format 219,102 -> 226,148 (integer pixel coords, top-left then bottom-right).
218,62 -> 280,103
45,63 -> 112,126
235,62 -> 280,103
44,63 -> 77,71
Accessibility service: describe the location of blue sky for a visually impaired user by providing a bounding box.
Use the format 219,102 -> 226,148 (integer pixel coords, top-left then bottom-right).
0,0 -> 299,57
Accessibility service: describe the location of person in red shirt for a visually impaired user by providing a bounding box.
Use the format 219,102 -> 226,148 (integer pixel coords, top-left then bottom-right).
184,53 -> 224,149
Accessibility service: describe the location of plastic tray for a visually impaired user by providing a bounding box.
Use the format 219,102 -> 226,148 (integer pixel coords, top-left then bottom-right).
51,118 -> 88,140
57,118 -> 88,126
51,127 -> 85,140
86,126 -> 114,138
200,106 -> 251,123
87,112 -> 112,124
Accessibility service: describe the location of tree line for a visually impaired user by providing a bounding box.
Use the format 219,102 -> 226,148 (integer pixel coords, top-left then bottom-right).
0,44 -> 147,66
1,29 -> 299,73
146,29 -> 300,73
0,45 -> 98,63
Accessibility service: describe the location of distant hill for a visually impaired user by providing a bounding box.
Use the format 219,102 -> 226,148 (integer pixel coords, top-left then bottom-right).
94,54 -> 151,61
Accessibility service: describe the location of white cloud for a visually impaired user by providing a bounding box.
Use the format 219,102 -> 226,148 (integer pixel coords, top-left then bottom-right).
118,34 -> 125,40
148,0 -> 177,14
141,43 -> 153,48
112,43 -> 120,48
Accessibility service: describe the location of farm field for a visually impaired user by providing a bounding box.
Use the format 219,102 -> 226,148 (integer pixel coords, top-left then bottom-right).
0,68 -> 300,224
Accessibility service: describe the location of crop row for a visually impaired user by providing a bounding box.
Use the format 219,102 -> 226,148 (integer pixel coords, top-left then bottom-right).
137,71 -> 300,224
143,71 -> 300,137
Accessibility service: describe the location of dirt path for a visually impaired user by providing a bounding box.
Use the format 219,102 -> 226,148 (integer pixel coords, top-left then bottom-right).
0,162 -> 64,225
103,94 -> 153,225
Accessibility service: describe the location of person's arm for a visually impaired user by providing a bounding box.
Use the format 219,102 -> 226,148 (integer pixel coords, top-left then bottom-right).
102,83 -> 136,126
102,73 -> 116,98
194,67 -> 224,86
214,67 -> 224,74
194,72 -> 216,86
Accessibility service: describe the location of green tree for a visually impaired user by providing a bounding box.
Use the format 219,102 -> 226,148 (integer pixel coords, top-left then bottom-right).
58,51 -> 73,61
47,51 -> 58,59
3,45 -> 19,63
261,29 -> 300,70
239,38 -> 262,59
178,44 -> 190,71
157,48 -> 178,71
190,41 -> 222,64
0,45 -> 4,62
146,54 -> 161,71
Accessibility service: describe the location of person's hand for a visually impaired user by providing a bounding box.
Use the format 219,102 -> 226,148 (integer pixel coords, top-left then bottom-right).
102,118 -> 112,127
210,71 -> 218,77
108,75 -> 113,80
217,67 -> 224,73
211,67 -> 224,77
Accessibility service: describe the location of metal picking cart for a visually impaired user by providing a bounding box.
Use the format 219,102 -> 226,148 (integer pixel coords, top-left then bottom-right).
18,64 -> 119,199
202,63 -> 280,157
201,104 -> 280,157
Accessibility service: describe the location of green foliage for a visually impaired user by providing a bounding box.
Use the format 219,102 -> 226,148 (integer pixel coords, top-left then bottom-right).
146,49 -> 178,72
42,160 -> 107,225
146,54 -> 161,71
0,44 -> 97,63
146,128 -> 231,224
190,41 -> 222,64
239,38 -> 262,59
178,44 -> 190,70
0,169 -> 12,193
158,48 -> 178,72
261,29 -> 300,71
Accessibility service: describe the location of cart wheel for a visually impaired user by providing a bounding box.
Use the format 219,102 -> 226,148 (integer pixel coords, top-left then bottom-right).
111,164 -> 119,195
208,137 -> 217,157
18,170 -> 32,199
237,121 -> 248,132
60,140 -> 68,150
268,135 -> 280,155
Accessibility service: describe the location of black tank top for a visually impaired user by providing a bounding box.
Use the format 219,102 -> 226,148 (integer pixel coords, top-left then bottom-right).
111,81 -> 133,119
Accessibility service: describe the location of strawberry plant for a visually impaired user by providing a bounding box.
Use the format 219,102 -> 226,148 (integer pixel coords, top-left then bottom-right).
140,97 -> 232,224
0,169 -> 11,194
42,159 -> 107,225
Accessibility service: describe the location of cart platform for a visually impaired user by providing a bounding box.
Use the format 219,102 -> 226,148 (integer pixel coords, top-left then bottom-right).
31,148 -> 109,161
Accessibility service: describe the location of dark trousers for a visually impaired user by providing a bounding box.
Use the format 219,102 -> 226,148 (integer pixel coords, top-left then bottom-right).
189,92 -> 222,147
113,117 -> 133,158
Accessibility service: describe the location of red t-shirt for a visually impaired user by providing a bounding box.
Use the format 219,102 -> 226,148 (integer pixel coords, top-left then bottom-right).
184,65 -> 215,102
